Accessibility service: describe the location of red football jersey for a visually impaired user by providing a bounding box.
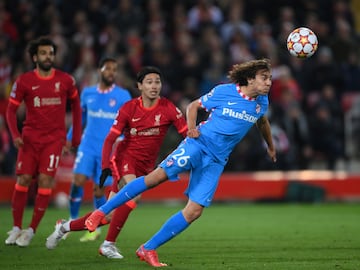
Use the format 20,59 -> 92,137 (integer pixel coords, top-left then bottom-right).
8,69 -> 79,143
102,97 -> 188,169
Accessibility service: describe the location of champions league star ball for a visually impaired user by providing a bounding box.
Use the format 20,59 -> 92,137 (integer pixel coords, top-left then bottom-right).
287,27 -> 318,58
54,192 -> 69,209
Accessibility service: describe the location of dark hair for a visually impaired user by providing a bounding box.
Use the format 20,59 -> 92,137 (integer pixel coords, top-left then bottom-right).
27,36 -> 57,59
98,57 -> 117,68
136,66 -> 162,83
228,59 -> 271,86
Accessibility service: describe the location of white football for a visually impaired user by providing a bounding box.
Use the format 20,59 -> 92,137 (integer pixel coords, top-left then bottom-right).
287,27 -> 318,58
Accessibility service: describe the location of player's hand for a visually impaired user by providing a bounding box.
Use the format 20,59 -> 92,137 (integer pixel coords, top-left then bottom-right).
267,147 -> 277,163
13,137 -> 24,149
99,168 -> 112,188
187,128 -> 200,138
62,140 -> 73,155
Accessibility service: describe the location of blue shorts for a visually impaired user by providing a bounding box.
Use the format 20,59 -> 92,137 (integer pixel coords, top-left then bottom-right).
159,138 -> 224,207
73,149 -> 113,187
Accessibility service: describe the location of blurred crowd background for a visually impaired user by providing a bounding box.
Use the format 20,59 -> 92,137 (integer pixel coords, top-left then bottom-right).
0,0 -> 360,175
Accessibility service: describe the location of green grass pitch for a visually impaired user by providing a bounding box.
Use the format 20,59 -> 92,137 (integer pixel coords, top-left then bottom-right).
0,203 -> 359,270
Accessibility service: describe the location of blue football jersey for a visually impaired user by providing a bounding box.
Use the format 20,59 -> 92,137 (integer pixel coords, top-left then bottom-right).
198,83 -> 268,163
68,84 -> 131,155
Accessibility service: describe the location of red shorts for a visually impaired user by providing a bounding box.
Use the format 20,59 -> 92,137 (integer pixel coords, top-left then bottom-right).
15,140 -> 64,177
110,153 -> 154,193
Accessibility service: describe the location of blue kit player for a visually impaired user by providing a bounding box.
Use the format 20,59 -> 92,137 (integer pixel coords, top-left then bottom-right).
85,58 -> 277,267
66,57 -> 131,241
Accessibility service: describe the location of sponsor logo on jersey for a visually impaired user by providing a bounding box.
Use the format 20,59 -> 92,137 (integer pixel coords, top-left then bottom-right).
33,96 -> 62,107
256,104 -> 261,113
132,118 -> 141,122
10,82 -> 17,98
222,108 -> 258,123
32,85 -> 40,90
175,107 -> 183,119
88,109 -> 117,119
227,102 -> 237,105
130,128 -> 137,135
42,97 -> 61,105
138,127 -> 160,136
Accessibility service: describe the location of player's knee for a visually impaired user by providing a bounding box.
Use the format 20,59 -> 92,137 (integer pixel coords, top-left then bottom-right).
38,174 -> 54,188
145,168 -> 167,187
17,174 -> 33,186
73,174 -> 87,186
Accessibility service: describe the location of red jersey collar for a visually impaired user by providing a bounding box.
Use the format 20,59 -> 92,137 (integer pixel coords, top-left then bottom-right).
138,96 -> 160,111
236,84 -> 256,101
34,68 -> 55,80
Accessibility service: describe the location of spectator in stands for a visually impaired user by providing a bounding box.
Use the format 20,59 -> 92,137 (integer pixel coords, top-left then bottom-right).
309,103 -> 343,170
187,0 -> 223,36
0,114 -> 13,175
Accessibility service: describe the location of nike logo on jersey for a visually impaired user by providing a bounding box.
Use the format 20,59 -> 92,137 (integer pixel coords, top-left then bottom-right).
32,85 -> 40,90
227,102 -> 237,105
132,118 -> 141,122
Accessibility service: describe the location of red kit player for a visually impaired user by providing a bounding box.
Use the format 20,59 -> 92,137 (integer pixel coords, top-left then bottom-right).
5,36 -> 82,247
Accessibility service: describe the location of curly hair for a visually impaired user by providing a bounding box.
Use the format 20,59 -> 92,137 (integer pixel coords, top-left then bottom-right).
228,59 -> 271,86
27,36 -> 57,60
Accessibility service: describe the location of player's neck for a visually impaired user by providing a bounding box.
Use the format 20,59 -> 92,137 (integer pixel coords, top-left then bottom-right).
239,85 -> 257,99
141,96 -> 159,108
36,68 -> 54,78
98,83 -> 115,92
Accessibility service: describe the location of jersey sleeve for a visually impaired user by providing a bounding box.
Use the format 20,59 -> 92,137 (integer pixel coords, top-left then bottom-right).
66,88 -> 87,141
6,78 -> 25,140
8,77 -> 25,104
167,102 -> 188,137
101,104 -> 130,169
199,85 -> 222,111
66,75 -> 82,146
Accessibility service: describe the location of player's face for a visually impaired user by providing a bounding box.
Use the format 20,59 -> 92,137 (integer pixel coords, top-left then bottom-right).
100,61 -> 118,86
138,73 -> 161,100
250,69 -> 272,96
34,45 -> 55,71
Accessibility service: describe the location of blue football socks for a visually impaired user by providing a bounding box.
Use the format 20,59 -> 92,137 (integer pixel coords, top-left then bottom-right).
144,211 -> 189,250
69,184 -> 84,219
99,176 -> 147,214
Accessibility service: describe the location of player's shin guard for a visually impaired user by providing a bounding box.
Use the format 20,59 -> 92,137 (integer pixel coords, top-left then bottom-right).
30,188 -> 52,232
12,184 -> 29,228
69,184 -> 84,219
105,200 -> 137,242
144,211 -> 189,250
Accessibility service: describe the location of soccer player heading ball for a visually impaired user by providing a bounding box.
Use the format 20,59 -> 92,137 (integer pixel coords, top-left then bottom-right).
84,58 -> 276,267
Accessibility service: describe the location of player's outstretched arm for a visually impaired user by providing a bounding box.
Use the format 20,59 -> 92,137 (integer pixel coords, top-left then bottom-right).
256,116 -> 276,162
186,99 -> 202,138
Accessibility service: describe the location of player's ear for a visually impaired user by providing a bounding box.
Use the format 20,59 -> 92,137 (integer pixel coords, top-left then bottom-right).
247,78 -> 254,85
137,82 -> 142,90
